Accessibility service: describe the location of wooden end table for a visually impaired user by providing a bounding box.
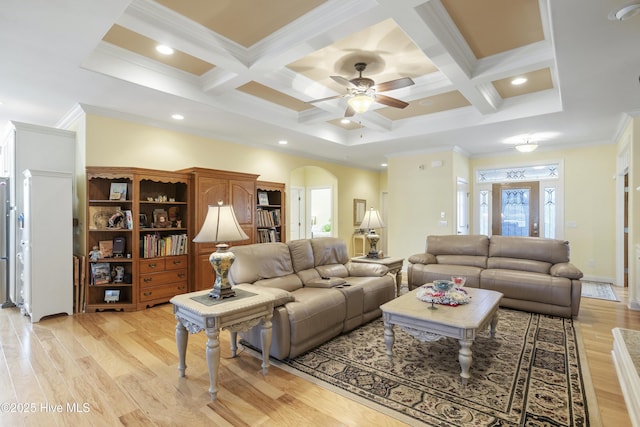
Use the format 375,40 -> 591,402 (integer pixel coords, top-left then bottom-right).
380,286 -> 502,384
170,286 -> 276,400
351,256 -> 404,295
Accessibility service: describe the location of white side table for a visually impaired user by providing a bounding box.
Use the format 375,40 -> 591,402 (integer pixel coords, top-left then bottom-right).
170,286 -> 275,400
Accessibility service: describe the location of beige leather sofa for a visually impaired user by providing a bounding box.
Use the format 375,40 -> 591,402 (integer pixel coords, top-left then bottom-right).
229,237 -> 396,359
408,235 -> 583,318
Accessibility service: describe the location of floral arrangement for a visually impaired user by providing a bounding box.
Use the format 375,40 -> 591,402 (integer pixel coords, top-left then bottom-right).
416,285 -> 471,306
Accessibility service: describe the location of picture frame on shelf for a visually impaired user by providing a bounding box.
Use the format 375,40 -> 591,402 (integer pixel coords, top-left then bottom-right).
109,183 -> 128,201
112,236 -> 126,257
99,240 -> 113,258
258,191 -> 269,206
353,199 -> 366,226
104,289 -> 120,303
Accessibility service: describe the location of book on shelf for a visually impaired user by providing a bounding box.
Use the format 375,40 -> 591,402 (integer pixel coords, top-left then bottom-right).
123,210 -> 133,229
140,233 -> 189,258
99,240 -> 113,258
257,208 -> 280,227
90,262 -> 111,285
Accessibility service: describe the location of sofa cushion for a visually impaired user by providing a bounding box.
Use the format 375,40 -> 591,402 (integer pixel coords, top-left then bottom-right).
480,269 -> 572,307
310,237 -> 350,266
489,235 -> 570,264
316,263 -> 349,278
436,255 -> 487,268
288,239 -> 315,272
253,274 -> 303,293
487,257 -> 551,274
426,235 -> 489,256
230,242 -> 295,285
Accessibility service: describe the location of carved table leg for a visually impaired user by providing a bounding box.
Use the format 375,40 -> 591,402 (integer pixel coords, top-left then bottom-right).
458,339 -> 473,385
176,320 -> 188,377
395,269 -> 402,295
230,331 -> 238,357
206,328 -> 221,400
384,321 -> 395,363
490,313 -> 499,338
260,313 -> 273,375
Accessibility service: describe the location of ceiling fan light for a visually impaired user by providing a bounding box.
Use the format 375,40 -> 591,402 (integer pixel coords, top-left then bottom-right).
515,142 -> 538,153
348,94 -> 374,114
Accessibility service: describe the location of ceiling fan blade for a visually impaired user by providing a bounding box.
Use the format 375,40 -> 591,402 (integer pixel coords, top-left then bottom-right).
376,94 -> 409,109
331,75 -> 357,88
344,105 -> 356,117
375,77 -> 415,92
306,94 -> 345,104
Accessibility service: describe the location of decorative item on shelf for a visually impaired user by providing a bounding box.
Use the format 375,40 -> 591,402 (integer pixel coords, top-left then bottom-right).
359,207 -> 385,259
433,279 -> 454,292
258,191 -> 269,206
193,200 -> 249,299
112,266 -> 125,283
108,210 -> 125,228
109,183 -> 128,201
104,289 -> 120,303
112,236 -> 125,258
89,246 -> 102,261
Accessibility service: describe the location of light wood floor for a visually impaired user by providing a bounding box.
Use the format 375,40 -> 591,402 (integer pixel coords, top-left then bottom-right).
0,286 -> 637,426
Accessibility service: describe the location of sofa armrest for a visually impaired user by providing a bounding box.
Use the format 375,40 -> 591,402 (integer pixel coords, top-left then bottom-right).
347,262 -> 389,277
550,262 -> 583,280
408,253 -> 437,265
305,277 -> 347,288
233,283 -> 295,307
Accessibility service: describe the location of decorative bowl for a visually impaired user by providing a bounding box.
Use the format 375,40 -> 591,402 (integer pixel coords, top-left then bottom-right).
433,280 -> 454,292
451,276 -> 466,287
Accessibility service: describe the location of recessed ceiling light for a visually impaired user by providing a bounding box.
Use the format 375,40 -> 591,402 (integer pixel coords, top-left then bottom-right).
340,119 -> 351,124
171,114 -> 184,120
511,77 -> 527,85
156,44 -> 174,55
609,3 -> 640,20
278,140 -> 288,145
381,163 -> 388,167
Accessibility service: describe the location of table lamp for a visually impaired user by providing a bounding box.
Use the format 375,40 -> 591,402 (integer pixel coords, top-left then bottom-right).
359,208 -> 385,259
193,201 -> 249,299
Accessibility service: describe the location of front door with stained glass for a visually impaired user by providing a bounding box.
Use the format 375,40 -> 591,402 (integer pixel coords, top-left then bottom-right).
491,182 -> 540,237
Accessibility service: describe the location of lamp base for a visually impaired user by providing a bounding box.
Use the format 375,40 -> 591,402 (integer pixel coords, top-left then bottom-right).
208,243 -> 237,300
209,286 -> 236,300
366,230 -> 380,259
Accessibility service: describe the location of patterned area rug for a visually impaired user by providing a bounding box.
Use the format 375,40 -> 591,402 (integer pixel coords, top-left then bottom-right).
581,281 -> 619,301
268,309 -> 601,426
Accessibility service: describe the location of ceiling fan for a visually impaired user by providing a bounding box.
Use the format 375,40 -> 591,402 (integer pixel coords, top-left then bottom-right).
307,62 -> 414,117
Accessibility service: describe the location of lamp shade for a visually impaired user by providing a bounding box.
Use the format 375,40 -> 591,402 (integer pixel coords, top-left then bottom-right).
348,94 -> 374,114
360,208 -> 385,229
193,202 -> 249,243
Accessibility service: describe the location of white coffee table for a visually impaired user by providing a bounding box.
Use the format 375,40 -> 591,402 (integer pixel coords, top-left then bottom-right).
380,286 -> 502,384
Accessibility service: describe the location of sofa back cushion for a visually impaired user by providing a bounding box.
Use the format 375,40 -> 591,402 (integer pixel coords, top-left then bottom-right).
436,255 -> 488,268
229,242 -> 299,288
426,235 -> 490,257
310,237 -> 350,266
487,257 -> 551,274
489,236 -> 570,264
288,239 -> 315,272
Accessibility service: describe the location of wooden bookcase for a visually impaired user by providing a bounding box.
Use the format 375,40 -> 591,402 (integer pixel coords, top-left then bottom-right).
256,181 -> 286,243
85,167 -> 191,312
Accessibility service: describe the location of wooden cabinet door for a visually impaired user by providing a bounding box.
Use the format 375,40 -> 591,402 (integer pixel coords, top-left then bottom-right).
230,179 -> 255,244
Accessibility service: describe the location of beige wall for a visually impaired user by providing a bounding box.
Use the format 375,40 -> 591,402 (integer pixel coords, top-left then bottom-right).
387,151 -> 460,259
80,113 -> 382,255
387,143 -> 617,283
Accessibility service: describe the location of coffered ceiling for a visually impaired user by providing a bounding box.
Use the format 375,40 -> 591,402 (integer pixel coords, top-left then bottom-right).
1,0 -> 640,170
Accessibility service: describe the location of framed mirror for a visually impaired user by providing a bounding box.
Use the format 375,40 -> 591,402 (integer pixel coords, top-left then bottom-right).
353,199 -> 366,226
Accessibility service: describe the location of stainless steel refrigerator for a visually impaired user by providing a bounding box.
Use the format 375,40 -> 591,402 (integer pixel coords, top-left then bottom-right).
0,178 -> 12,308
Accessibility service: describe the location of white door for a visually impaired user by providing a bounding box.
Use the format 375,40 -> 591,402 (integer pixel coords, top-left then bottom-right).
289,186 -> 304,241
456,178 -> 469,235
